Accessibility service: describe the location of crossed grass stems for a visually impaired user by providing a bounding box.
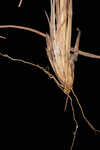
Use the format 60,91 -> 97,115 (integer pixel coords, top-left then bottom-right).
0,0 -> 100,150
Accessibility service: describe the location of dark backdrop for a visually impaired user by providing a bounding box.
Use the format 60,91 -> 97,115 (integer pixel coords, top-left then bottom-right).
0,0 -> 100,150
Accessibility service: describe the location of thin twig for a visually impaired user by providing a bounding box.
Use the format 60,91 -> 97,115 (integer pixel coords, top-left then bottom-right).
18,0 -> 23,8
71,88 -> 100,134
0,25 -> 46,38
0,35 -> 6,39
0,52 -> 51,75
64,96 -> 69,112
68,95 -> 78,150
0,52 -> 63,89
71,48 -> 100,59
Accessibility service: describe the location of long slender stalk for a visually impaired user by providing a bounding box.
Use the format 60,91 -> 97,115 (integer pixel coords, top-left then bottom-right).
0,25 -> 46,38
0,52 -> 63,91
69,95 -> 78,150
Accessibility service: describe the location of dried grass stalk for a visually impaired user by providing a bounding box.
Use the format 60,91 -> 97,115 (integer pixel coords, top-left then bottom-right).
46,0 -> 79,94
0,0 -> 100,149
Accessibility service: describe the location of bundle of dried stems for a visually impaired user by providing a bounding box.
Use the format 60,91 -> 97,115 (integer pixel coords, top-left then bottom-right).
0,0 -> 100,149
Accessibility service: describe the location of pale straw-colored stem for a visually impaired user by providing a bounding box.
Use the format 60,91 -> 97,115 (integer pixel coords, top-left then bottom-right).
64,96 -> 69,112
0,35 -> 6,39
18,0 -> 23,8
0,25 -> 46,38
77,49 -> 100,59
71,48 -> 100,59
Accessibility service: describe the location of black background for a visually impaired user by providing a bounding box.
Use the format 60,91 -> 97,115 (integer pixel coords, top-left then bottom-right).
0,0 -> 100,150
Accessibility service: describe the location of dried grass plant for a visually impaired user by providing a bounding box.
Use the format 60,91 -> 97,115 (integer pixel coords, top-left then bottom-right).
0,0 -> 100,149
